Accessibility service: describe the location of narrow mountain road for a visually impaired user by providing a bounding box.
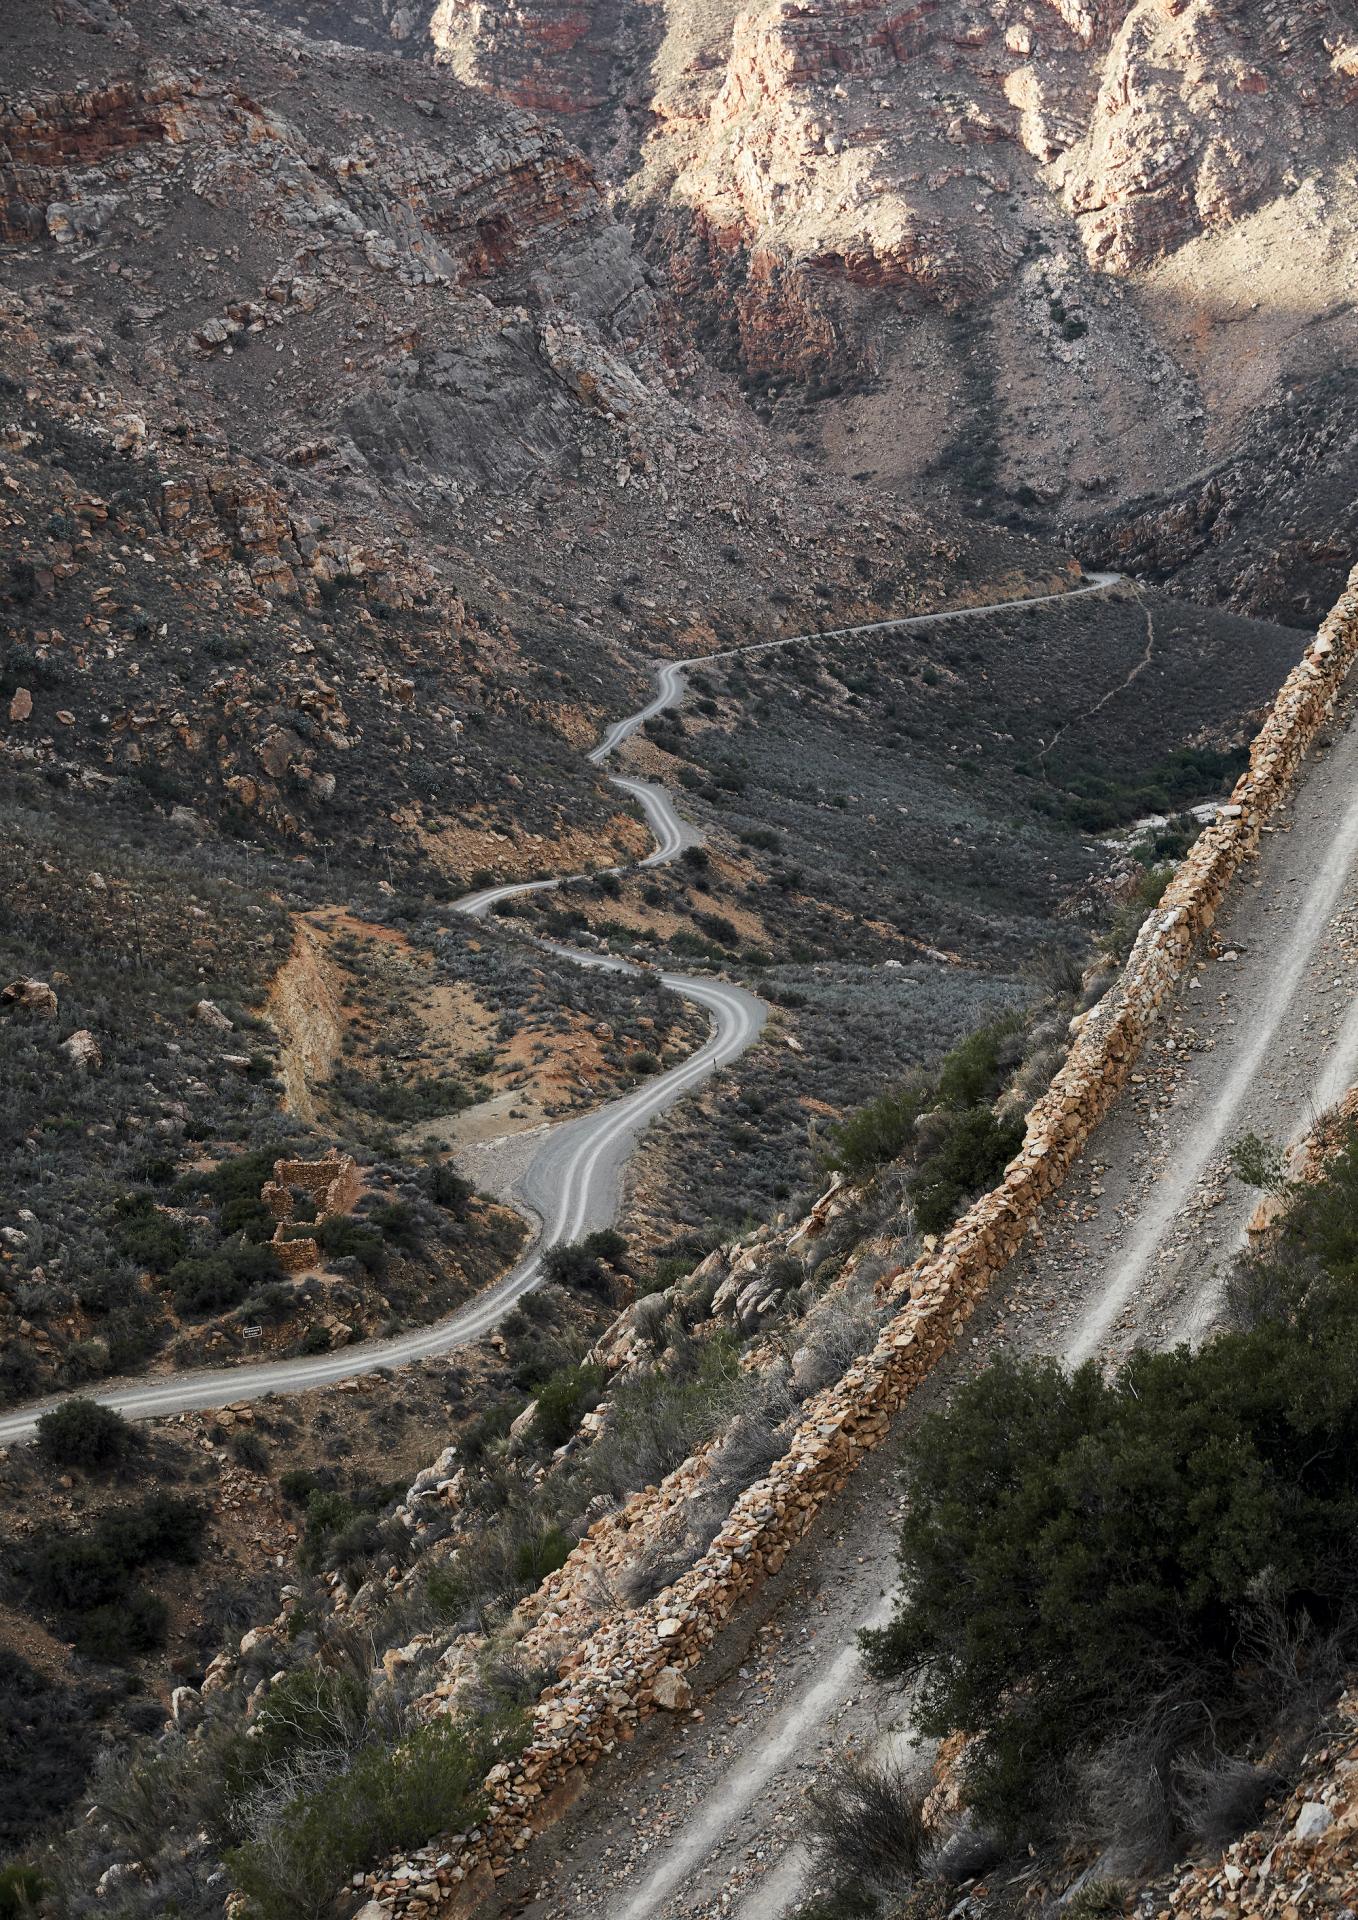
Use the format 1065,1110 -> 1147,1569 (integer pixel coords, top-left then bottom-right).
0,572 -> 1118,1447
503,669 -> 1358,1920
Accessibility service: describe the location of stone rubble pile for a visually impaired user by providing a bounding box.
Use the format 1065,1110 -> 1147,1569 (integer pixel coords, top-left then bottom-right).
362,564 -> 1358,1911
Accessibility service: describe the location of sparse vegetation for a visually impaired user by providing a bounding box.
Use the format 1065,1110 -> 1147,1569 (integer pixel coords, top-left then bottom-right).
823,1017 -> 1027,1236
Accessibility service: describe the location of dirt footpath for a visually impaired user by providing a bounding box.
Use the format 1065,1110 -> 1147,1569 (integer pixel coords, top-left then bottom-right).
495,678 -> 1358,1920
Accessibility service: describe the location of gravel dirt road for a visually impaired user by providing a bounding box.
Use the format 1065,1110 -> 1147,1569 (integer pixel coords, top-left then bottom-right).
498,673 -> 1358,1920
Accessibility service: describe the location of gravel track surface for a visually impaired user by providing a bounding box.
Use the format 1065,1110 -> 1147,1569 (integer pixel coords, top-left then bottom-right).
499,671 -> 1358,1920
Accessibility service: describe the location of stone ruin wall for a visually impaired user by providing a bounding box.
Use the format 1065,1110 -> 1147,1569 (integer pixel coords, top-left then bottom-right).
261,1153 -> 361,1275
367,565 -> 1358,1914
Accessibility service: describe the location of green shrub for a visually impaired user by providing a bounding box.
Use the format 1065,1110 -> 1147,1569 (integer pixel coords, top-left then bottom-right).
189,1147 -> 284,1206
95,1493 -> 204,1567
221,1667 -> 367,1809
909,1107 -> 1024,1235
424,1562 -> 469,1622
110,1192 -> 187,1272
1064,1884 -> 1128,1920
533,1364 -> 604,1449
231,1431 -> 271,1472
1104,863 -> 1174,961
427,1164 -> 474,1216
35,1397 -> 136,1469
1228,1130 -> 1289,1195
297,1490 -> 359,1572
457,1398 -> 517,1463
0,1864 -> 46,1919
316,1213 -> 385,1273
934,1015 -> 1020,1110
171,1254 -> 249,1315
291,1482 -> 397,1574
21,1493 -> 201,1663
863,1304 -> 1358,1839
334,1071 -> 472,1123
823,1081 -> 929,1178
227,1716 -> 512,1920
542,1240 -> 608,1297
368,1199 -> 418,1248
583,1227 -> 628,1266
219,1195 -> 276,1240
72,1588 -> 168,1661
512,1524 -> 575,1586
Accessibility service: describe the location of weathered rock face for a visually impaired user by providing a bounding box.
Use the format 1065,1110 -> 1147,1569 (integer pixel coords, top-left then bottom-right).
418,0 -> 1354,309
1074,372 -> 1358,627
429,0 -> 623,116
1060,0 -> 1354,273
397,0 -> 1358,582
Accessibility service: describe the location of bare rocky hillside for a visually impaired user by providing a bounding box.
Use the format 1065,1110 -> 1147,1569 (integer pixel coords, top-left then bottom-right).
375,0 -> 1358,624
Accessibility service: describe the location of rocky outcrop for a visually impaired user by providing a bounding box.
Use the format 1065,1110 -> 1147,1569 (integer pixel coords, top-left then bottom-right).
1075,374 -> 1358,628
2,978 -> 58,1018
429,0 -> 622,116
446,0 -> 1349,372
59,1028 -> 101,1071
1060,0 -> 1351,273
361,561 -> 1358,1908
1163,1692 -> 1358,1917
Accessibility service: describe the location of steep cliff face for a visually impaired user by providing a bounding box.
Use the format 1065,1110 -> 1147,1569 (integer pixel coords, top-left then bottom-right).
428,0 -> 625,115
417,0 -> 1355,306
384,0 -> 1358,614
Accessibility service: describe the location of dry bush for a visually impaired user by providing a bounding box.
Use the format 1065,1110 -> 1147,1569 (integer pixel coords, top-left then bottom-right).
1076,1705 -> 1185,1871
791,1297 -> 885,1399
806,1753 -> 929,1895
1175,1751 -> 1283,1852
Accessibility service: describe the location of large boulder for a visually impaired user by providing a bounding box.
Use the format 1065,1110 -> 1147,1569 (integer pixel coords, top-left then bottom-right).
61,1029 -> 102,1071
651,1665 -> 693,1711
3,977 -> 58,1018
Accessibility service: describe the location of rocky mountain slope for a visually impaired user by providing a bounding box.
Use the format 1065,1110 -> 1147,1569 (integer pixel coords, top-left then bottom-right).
389,0 -> 1358,624
2,5 -> 1357,1920
4,0 -> 1033,882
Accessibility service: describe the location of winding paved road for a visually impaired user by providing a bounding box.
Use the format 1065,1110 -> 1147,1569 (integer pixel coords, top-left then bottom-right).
0,572 -> 1119,1446
511,629 -> 1358,1920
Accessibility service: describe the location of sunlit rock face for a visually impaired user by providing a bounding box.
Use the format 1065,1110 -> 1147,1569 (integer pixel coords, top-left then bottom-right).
420,0 -> 1356,303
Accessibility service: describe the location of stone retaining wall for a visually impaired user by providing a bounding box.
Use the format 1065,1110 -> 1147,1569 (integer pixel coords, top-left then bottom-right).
369,566 -> 1358,1915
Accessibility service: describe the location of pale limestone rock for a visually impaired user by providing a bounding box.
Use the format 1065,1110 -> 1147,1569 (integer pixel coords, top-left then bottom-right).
61,1029 -> 102,1071
651,1665 -> 692,1711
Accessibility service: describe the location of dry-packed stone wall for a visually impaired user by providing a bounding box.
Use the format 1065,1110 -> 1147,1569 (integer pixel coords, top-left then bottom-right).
365,565 -> 1358,1914
261,1152 -> 361,1274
